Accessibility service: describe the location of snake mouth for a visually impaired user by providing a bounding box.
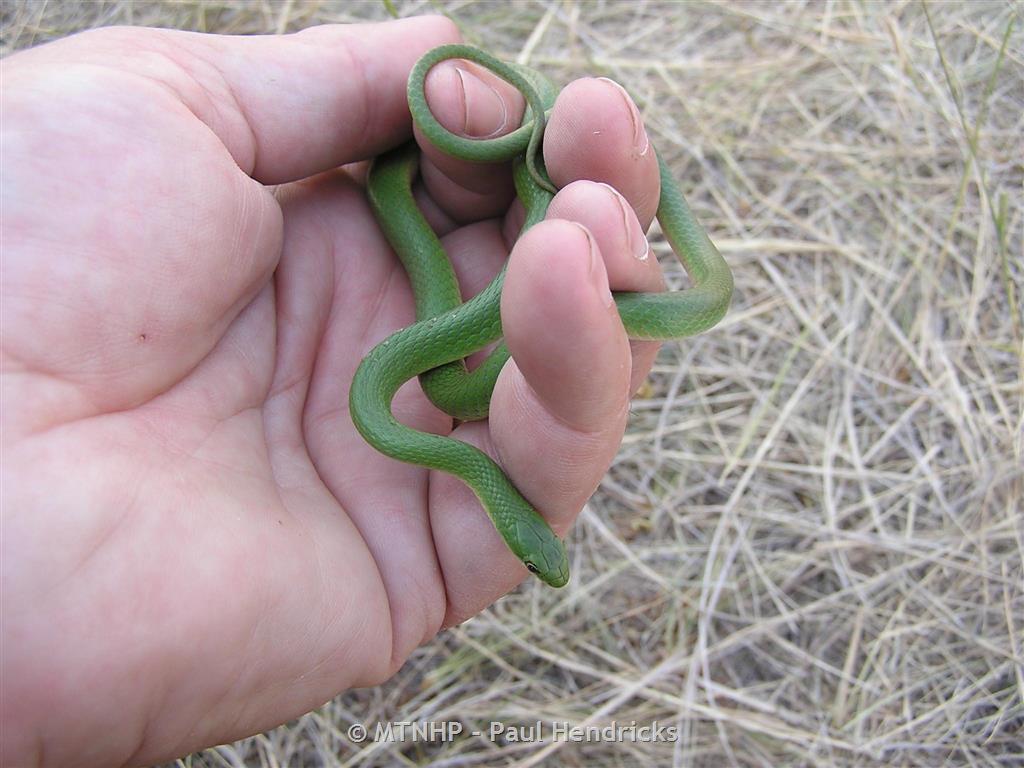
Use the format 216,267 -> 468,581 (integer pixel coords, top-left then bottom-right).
525,553 -> 569,588
550,559 -> 570,588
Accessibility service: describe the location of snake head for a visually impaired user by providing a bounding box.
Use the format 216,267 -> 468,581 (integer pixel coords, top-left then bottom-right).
517,522 -> 570,588
525,547 -> 570,588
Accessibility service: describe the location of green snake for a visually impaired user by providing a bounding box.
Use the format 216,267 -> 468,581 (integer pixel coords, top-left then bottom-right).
349,45 -> 733,588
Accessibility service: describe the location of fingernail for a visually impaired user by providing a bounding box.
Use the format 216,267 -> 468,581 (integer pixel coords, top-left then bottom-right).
574,223 -> 614,307
597,77 -> 649,156
597,182 -> 650,262
454,66 -> 507,138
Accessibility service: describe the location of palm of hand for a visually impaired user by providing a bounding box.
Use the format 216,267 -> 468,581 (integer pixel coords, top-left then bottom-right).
3,36 -> 399,753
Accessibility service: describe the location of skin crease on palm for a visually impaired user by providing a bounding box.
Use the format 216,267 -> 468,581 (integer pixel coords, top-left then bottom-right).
0,15 -> 670,768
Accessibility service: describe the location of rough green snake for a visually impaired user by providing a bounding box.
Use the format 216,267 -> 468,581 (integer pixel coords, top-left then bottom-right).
349,45 -> 733,588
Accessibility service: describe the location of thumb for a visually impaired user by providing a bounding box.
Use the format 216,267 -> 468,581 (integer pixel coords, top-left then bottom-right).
205,17 -> 461,182
40,16 -> 460,184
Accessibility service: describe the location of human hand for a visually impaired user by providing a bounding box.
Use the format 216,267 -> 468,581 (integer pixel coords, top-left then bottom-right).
1,17 -> 664,767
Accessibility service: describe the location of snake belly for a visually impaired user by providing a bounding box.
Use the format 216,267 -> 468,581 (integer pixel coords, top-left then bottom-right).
349,45 -> 734,588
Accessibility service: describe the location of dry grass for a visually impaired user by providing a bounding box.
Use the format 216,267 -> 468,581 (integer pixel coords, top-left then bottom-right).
5,0 -> 1022,766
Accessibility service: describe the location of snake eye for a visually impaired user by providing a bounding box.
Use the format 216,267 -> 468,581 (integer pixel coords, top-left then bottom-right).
525,562 -> 539,574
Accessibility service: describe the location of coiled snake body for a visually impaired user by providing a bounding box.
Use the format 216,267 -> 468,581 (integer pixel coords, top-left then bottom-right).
349,45 -> 733,587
